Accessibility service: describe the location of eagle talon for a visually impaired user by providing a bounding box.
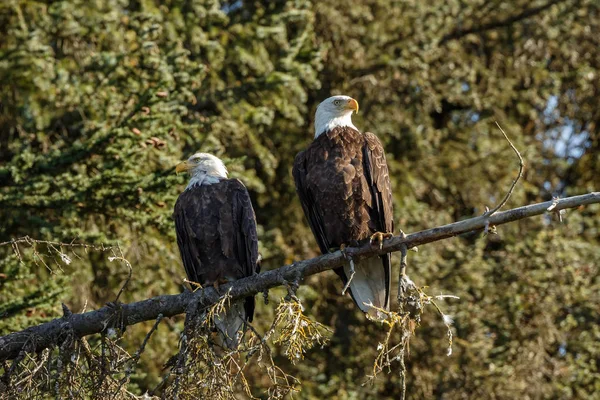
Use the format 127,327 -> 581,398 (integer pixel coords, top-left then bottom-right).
370,232 -> 393,250
212,278 -> 228,294
184,278 -> 203,292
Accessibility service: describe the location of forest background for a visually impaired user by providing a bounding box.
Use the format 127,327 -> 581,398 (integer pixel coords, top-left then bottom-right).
1,0 -> 599,398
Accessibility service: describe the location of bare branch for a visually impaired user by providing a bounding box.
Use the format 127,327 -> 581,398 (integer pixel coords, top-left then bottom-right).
439,0 -> 567,45
486,122 -> 525,215
0,236 -> 114,252
108,246 -> 133,303
0,192 -> 598,361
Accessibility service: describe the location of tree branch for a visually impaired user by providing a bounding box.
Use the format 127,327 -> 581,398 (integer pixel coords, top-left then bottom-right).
364,0 -> 570,77
439,0 -> 567,45
1,192 -> 598,361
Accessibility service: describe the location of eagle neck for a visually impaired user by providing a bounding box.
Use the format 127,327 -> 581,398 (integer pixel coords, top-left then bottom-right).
186,173 -> 223,190
314,113 -> 357,138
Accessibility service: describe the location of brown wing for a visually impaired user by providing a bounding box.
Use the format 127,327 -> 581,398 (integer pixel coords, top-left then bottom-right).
292,150 -> 331,254
363,132 -> 394,234
362,131 -> 394,309
173,188 -> 205,285
229,179 -> 260,322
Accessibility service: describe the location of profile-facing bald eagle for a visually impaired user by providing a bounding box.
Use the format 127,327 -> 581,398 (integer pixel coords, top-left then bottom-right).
293,95 -> 394,319
173,153 -> 260,348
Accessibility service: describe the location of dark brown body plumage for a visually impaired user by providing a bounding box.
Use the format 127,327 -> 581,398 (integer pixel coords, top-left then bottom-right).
173,178 -> 260,322
293,126 -> 393,313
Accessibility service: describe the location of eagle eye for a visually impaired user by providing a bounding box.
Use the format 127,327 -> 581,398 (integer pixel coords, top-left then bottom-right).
333,100 -> 342,106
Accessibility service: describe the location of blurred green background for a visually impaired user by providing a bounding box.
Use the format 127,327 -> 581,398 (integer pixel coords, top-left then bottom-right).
1,0 -> 599,398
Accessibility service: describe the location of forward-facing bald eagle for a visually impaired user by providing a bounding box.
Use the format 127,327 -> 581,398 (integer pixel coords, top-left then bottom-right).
173,153 -> 260,348
293,95 -> 394,319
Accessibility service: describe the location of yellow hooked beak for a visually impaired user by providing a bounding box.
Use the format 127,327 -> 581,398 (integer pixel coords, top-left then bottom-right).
175,161 -> 192,174
347,98 -> 359,114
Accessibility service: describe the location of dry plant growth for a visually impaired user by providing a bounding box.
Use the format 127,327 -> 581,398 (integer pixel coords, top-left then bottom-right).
159,293 -> 300,400
363,281 -> 459,397
271,300 -> 332,364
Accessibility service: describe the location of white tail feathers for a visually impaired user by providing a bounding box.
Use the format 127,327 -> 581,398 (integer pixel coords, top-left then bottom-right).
343,257 -> 388,320
213,301 -> 246,349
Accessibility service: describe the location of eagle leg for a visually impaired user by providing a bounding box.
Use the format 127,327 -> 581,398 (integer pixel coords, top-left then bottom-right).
369,231 -> 393,250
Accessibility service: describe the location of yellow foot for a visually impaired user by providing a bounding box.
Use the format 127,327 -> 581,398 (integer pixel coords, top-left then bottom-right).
184,278 -> 203,292
370,231 -> 393,250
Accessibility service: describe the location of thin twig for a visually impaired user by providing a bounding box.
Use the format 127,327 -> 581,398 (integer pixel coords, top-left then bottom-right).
0,236 -> 115,252
109,247 -> 133,303
341,259 -> 355,296
133,314 -> 163,362
113,314 -> 163,398
486,122 -> 525,215
9,351 -> 46,389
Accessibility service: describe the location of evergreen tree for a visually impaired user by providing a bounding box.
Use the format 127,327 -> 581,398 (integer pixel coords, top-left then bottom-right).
1,0 -> 598,398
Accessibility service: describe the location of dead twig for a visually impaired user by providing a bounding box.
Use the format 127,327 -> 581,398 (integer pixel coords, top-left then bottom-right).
113,314 -> 164,397
0,236 -> 115,254
109,245 -> 133,303
486,122 -> 525,215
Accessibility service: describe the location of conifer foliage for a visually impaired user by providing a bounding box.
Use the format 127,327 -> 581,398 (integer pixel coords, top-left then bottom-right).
1,0 -> 599,398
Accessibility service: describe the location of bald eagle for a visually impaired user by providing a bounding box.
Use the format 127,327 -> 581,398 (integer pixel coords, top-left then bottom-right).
173,153 -> 260,348
293,95 -> 394,319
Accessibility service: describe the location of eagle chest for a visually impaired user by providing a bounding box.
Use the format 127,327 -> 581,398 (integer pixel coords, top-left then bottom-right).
307,130 -> 373,243
182,186 -> 237,268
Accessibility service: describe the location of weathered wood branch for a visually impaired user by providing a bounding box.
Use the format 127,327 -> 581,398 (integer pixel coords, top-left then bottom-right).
0,192 -> 598,361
